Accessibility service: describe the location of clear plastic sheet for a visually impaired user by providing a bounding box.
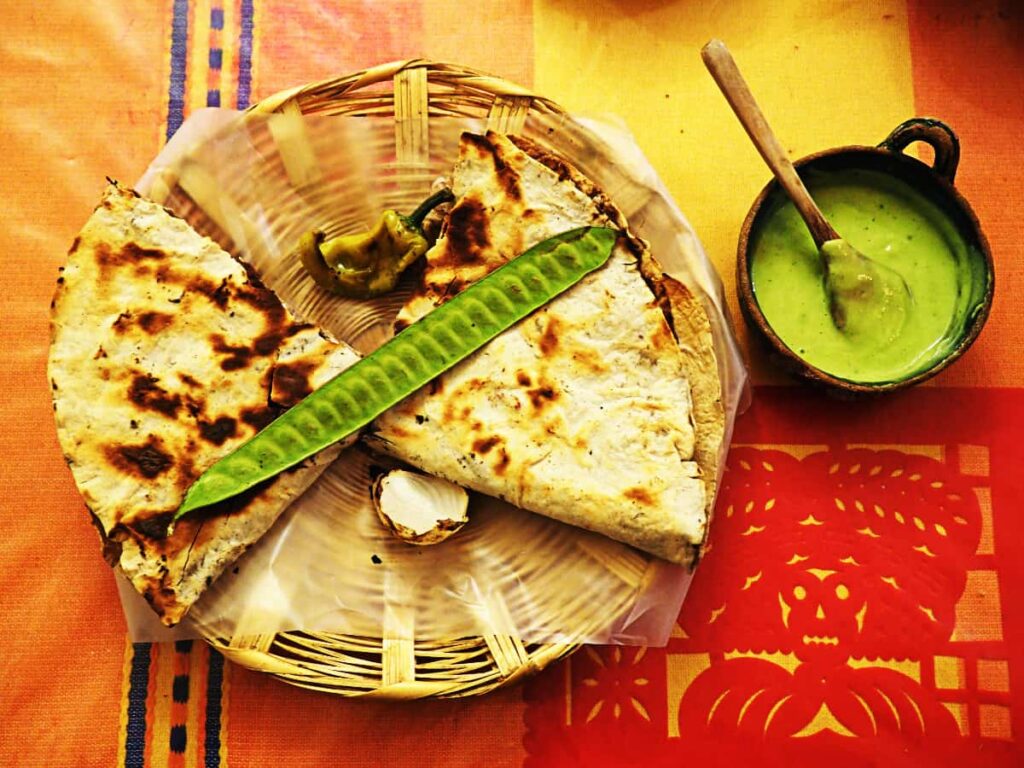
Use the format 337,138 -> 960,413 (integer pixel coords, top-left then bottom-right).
121,107 -> 748,645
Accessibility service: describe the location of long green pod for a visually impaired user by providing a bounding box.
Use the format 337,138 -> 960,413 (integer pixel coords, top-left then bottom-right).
174,226 -> 618,520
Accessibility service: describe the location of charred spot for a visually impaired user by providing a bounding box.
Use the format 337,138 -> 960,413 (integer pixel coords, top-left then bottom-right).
93,346 -> 107,360
415,414 -> 428,425
138,311 -> 174,334
237,283 -> 287,324
237,259 -> 270,291
271,361 -> 316,406
182,276 -> 232,308
140,584 -> 177,613
429,276 -> 468,304
624,487 -> 656,507
121,242 -> 168,262
211,334 -> 253,371
466,133 -> 520,198
108,309 -> 163,336
571,349 -> 609,374
129,374 -> 182,417
429,378 -> 445,396
253,329 -> 288,357
495,170 -> 522,202
198,416 -> 237,445
516,371 -> 532,387
108,438 -> 173,479
462,132 -> 496,156
491,151 -> 523,201
539,316 -> 560,356
494,447 -> 511,475
94,243 -> 115,267
253,332 -> 282,357
241,404 -> 283,430
210,280 -> 232,308
178,373 -> 200,388
87,507 -> 122,566
444,199 -> 490,265
68,236 -> 81,255
472,435 -> 502,455
132,511 -> 175,540
527,385 -> 559,410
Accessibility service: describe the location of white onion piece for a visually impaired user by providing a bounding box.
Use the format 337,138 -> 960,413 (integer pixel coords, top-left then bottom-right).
372,469 -> 469,545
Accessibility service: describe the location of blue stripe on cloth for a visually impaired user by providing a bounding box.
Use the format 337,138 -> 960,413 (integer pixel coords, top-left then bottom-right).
210,6 -> 224,30
166,0 -> 190,142
237,0 -> 254,108
170,723 -> 188,754
207,90 -> 221,107
173,673 -> 190,703
204,649 -> 225,768
209,47 -> 223,70
124,643 -> 151,768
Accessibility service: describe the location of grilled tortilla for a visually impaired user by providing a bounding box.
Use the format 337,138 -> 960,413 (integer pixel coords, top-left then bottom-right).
370,132 -> 724,565
49,183 -> 360,625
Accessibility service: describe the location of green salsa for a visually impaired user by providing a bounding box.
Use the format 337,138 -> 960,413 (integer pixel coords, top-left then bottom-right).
749,168 -> 986,383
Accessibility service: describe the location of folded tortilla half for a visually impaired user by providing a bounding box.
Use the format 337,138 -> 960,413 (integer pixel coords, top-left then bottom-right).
369,132 -> 724,565
49,183 -> 360,625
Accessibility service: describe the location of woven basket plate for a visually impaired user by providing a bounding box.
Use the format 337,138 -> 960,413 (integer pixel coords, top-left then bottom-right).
144,59 -> 708,699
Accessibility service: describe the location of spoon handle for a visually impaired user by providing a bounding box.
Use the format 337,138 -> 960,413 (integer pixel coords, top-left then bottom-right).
701,39 -> 838,247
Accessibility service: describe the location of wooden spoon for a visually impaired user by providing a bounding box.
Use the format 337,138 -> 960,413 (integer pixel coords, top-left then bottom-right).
701,39 -> 911,343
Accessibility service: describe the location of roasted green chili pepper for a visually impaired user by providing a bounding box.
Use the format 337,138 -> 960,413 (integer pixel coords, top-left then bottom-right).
298,188 -> 455,298
174,226 -> 618,520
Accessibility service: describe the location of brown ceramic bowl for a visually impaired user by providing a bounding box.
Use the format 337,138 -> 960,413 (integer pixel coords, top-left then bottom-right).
736,118 -> 995,395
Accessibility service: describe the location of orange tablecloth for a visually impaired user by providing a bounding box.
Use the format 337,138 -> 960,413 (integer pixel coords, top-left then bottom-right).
2,1 -> 1022,765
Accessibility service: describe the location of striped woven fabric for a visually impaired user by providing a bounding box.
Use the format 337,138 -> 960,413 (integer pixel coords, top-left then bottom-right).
119,641 -> 225,768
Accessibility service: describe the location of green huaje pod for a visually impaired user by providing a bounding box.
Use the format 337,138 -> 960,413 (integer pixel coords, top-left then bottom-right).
175,225 -> 619,520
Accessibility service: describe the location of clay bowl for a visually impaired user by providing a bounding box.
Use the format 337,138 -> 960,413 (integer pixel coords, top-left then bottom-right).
736,117 -> 995,396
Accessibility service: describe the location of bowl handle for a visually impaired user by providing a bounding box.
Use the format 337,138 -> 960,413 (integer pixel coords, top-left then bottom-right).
879,118 -> 960,183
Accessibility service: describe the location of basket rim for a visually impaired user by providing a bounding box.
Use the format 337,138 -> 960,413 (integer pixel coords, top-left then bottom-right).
247,58 -> 562,117
183,60 -> 664,700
